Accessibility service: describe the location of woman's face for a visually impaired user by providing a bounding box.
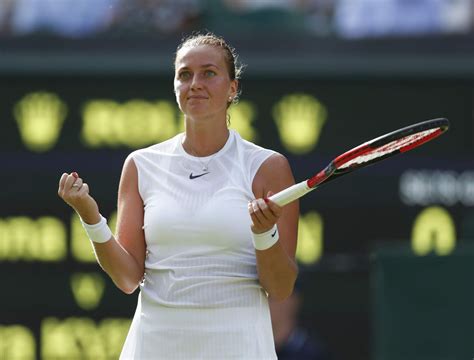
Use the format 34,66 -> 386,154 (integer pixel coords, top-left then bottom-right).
174,45 -> 237,121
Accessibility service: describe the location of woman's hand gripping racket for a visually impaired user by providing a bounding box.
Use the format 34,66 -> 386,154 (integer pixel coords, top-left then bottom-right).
269,118 -> 450,206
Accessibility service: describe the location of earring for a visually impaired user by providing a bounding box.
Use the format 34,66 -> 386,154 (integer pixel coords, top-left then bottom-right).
228,96 -> 233,102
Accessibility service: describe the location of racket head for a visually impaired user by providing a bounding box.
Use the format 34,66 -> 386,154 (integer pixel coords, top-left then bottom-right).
307,118 -> 449,188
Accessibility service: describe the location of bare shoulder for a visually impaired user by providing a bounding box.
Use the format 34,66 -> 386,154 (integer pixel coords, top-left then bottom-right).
260,152 -> 291,173
253,153 -> 295,199
116,153 -> 145,263
123,153 -> 137,172
119,154 -> 139,189
118,154 -> 143,209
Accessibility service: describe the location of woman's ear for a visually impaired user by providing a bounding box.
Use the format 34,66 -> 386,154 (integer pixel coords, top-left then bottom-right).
230,79 -> 238,99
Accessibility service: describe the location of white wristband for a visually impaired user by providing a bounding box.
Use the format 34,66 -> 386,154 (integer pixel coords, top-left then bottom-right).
252,225 -> 279,251
81,215 -> 113,244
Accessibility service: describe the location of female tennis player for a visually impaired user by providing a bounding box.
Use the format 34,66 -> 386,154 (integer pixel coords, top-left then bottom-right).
58,32 -> 299,359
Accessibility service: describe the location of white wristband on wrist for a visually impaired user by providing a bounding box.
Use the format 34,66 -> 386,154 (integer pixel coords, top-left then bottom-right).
252,224 -> 279,251
80,215 -> 113,244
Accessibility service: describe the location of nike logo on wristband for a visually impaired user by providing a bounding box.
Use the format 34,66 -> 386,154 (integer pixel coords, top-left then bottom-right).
189,172 -> 210,180
271,230 -> 277,238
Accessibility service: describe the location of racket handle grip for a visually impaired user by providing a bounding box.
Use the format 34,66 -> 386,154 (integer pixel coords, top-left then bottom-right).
268,180 -> 313,207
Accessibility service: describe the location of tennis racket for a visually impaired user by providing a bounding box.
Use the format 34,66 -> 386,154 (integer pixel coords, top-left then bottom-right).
269,118 -> 450,207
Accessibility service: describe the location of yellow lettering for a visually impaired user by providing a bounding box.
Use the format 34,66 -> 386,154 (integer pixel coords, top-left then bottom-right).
5,217 -> 36,261
411,206 -> 456,256
70,273 -> 106,310
0,219 -> 5,258
0,325 -> 36,360
41,317 -> 130,359
177,112 -> 185,133
70,214 -> 96,263
0,216 -> 66,262
99,318 -> 131,358
41,317 -> 97,359
81,100 -> 118,147
82,99 -> 181,148
109,211 -> 117,234
296,211 -> 324,264
37,217 -> 67,261
71,212 -> 117,263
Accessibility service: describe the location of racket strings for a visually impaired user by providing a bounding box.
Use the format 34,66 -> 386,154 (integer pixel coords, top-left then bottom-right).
339,128 -> 439,169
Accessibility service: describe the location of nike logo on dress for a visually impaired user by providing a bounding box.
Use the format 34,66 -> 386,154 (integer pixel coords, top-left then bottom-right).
189,172 -> 210,180
271,230 -> 277,238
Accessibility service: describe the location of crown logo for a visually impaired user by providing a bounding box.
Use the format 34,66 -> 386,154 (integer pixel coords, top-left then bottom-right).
229,100 -> 258,142
14,92 -> 67,152
272,94 -> 327,154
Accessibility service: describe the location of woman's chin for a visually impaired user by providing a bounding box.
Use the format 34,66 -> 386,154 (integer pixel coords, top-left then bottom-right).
185,105 -> 212,118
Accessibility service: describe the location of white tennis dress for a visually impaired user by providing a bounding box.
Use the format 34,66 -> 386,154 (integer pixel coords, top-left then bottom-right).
120,129 -> 277,359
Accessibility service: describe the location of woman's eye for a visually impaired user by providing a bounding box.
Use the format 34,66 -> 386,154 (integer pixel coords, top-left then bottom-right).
178,71 -> 191,80
205,70 -> 216,77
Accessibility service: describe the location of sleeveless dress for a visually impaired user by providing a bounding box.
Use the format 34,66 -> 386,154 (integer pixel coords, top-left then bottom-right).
119,130 -> 278,359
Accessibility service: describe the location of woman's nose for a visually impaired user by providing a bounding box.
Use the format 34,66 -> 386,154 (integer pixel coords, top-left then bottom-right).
190,74 -> 203,90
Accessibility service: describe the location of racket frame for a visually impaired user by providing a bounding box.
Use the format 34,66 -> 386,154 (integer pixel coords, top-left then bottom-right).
269,118 -> 449,207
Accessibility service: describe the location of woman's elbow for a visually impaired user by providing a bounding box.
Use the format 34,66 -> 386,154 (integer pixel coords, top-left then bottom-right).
119,284 -> 139,295
114,275 -> 142,295
269,286 -> 294,302
267,273 -> 298,301
266,278 -> 297,301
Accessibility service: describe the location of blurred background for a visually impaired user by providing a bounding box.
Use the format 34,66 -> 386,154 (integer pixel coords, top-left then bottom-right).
1,0 -> 474,359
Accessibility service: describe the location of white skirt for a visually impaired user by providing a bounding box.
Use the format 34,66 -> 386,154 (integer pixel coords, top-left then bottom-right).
120,291 -> 277,360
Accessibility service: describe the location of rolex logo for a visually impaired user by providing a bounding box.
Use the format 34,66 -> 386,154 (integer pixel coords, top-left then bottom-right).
14,91 -> 67,152
70,272 -> 106,311
272,93 -> 327,154
228,100 -> 258,142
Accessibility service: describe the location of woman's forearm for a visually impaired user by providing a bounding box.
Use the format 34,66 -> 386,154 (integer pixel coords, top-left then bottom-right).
256,240 -> 298,301
92,237 -> 145,294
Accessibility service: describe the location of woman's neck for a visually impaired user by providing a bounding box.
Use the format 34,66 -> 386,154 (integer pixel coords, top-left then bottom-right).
182,122 -> 230,157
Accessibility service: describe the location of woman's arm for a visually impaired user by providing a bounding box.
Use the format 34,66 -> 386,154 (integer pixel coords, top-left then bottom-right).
58,156 -> 146,294
251,153 -> 299,301
92,156 -> 146,294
